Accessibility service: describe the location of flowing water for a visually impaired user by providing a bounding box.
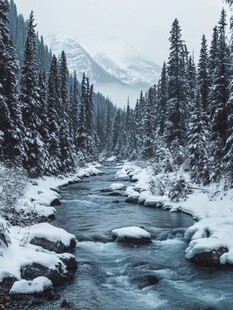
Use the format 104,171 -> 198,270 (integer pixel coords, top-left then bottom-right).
39,163 -> 233,310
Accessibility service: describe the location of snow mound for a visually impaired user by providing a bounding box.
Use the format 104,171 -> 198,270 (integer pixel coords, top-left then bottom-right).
10,276 -> 52,294
109,183 -> 125,191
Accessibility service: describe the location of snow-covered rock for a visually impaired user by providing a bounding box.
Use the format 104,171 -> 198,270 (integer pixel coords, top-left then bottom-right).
10,276 -> 52,294
18,223 -> 76,253
112,226 -> 151,245
109,183 -> 125,191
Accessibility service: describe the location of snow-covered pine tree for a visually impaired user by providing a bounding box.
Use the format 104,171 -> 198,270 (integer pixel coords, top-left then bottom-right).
76,73 -> 88,158
142,88 -> 155,159
188,93 -> 210,185
112,108 -> 123,156
165,19 -> 188,149
19,11 -> 46,176
197,35 -> 210,113
209,9 -> 230,181
0,0 -> 23,161
47,54 -> 62,173
105,101 -> 113,155
157,62 -> 167,137
58,50 -> 74,172
224,17 -> 233,188
69,71 -> 79,150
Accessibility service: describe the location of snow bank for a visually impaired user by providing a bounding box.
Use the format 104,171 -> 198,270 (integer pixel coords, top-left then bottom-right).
118,162 -> 233,265
10,277 -> 52,294
0,162 -> 101,290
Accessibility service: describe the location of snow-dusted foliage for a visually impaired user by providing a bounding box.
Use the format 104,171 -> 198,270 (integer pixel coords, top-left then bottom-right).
0,218 -> 11,251
0,164 -> 27,218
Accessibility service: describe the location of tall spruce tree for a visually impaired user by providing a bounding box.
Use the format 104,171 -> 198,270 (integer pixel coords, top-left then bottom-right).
20,11 -> 45,176
157,62 -> 168,136
209,9 -> 230,180
0,0 -> 23,161
166,18 -> 188,148
197,35 -> 210,112
47,54 -> 61,173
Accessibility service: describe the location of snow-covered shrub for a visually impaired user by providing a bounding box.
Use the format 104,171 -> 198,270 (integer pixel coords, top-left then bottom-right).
0,218 -> 11,253
0,162 -> 27,221
149,174 -> 173,196
168,178 -> 189,202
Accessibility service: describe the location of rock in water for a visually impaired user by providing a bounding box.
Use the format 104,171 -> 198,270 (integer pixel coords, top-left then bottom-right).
190,247 -> 228,266
112,226 -> 151,246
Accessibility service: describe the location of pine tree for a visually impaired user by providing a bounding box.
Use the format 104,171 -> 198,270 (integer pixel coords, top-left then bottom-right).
157,62 -> 167,136
19,11 -> 46,176
0,0 -> 23,161
209,9 -> 230,180
58,51 -> 74,171
188,95 -> 210,184
166,18 -> 188,147
69,71 -> 79,149
47,55 -> 61,173
142,89 -> 155,159
224,18 -> 233,187
197,35 -> 209,112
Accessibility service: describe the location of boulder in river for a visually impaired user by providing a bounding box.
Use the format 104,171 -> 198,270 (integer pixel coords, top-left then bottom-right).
112,226 -> 151,246
131,274 -> 159,289
108,192 -> 122,197
30,237 -> 76,253
21,255 -> 77,286
125,197 -> 139,204
190,247 -> 228,267
50,199 -> 61,206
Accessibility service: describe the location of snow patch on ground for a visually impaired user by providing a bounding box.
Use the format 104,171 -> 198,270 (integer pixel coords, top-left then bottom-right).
119,161 -> 233,264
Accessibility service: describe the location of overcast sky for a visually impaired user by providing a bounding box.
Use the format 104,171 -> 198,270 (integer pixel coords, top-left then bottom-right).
14,0 -> 230,65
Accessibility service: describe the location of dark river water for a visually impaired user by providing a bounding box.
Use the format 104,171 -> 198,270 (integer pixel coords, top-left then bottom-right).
39,163 -> 233,310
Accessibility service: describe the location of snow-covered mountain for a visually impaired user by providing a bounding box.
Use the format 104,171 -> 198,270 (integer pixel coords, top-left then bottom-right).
45,34 -> 124,85
45,34 -> 161,106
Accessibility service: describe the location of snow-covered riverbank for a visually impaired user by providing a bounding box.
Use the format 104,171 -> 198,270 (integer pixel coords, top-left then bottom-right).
116,162 -> 233,266
0,163 -> 102,294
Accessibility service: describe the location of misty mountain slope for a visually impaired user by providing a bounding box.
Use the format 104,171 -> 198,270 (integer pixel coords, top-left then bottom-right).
45,34 -> 125,85
83,36 -> 161,88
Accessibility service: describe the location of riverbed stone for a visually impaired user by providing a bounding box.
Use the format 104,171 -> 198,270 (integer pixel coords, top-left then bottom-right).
29,237 -> 76,253
125,197 -> 138,204
100,188 -> 112,193
190,247 -> 228,266
108,192 -> 122,197
50,199 -> 61,206
131,274 -> 159,289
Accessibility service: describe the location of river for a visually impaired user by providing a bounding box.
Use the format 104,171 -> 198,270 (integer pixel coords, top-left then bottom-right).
39,163 -> 233,310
